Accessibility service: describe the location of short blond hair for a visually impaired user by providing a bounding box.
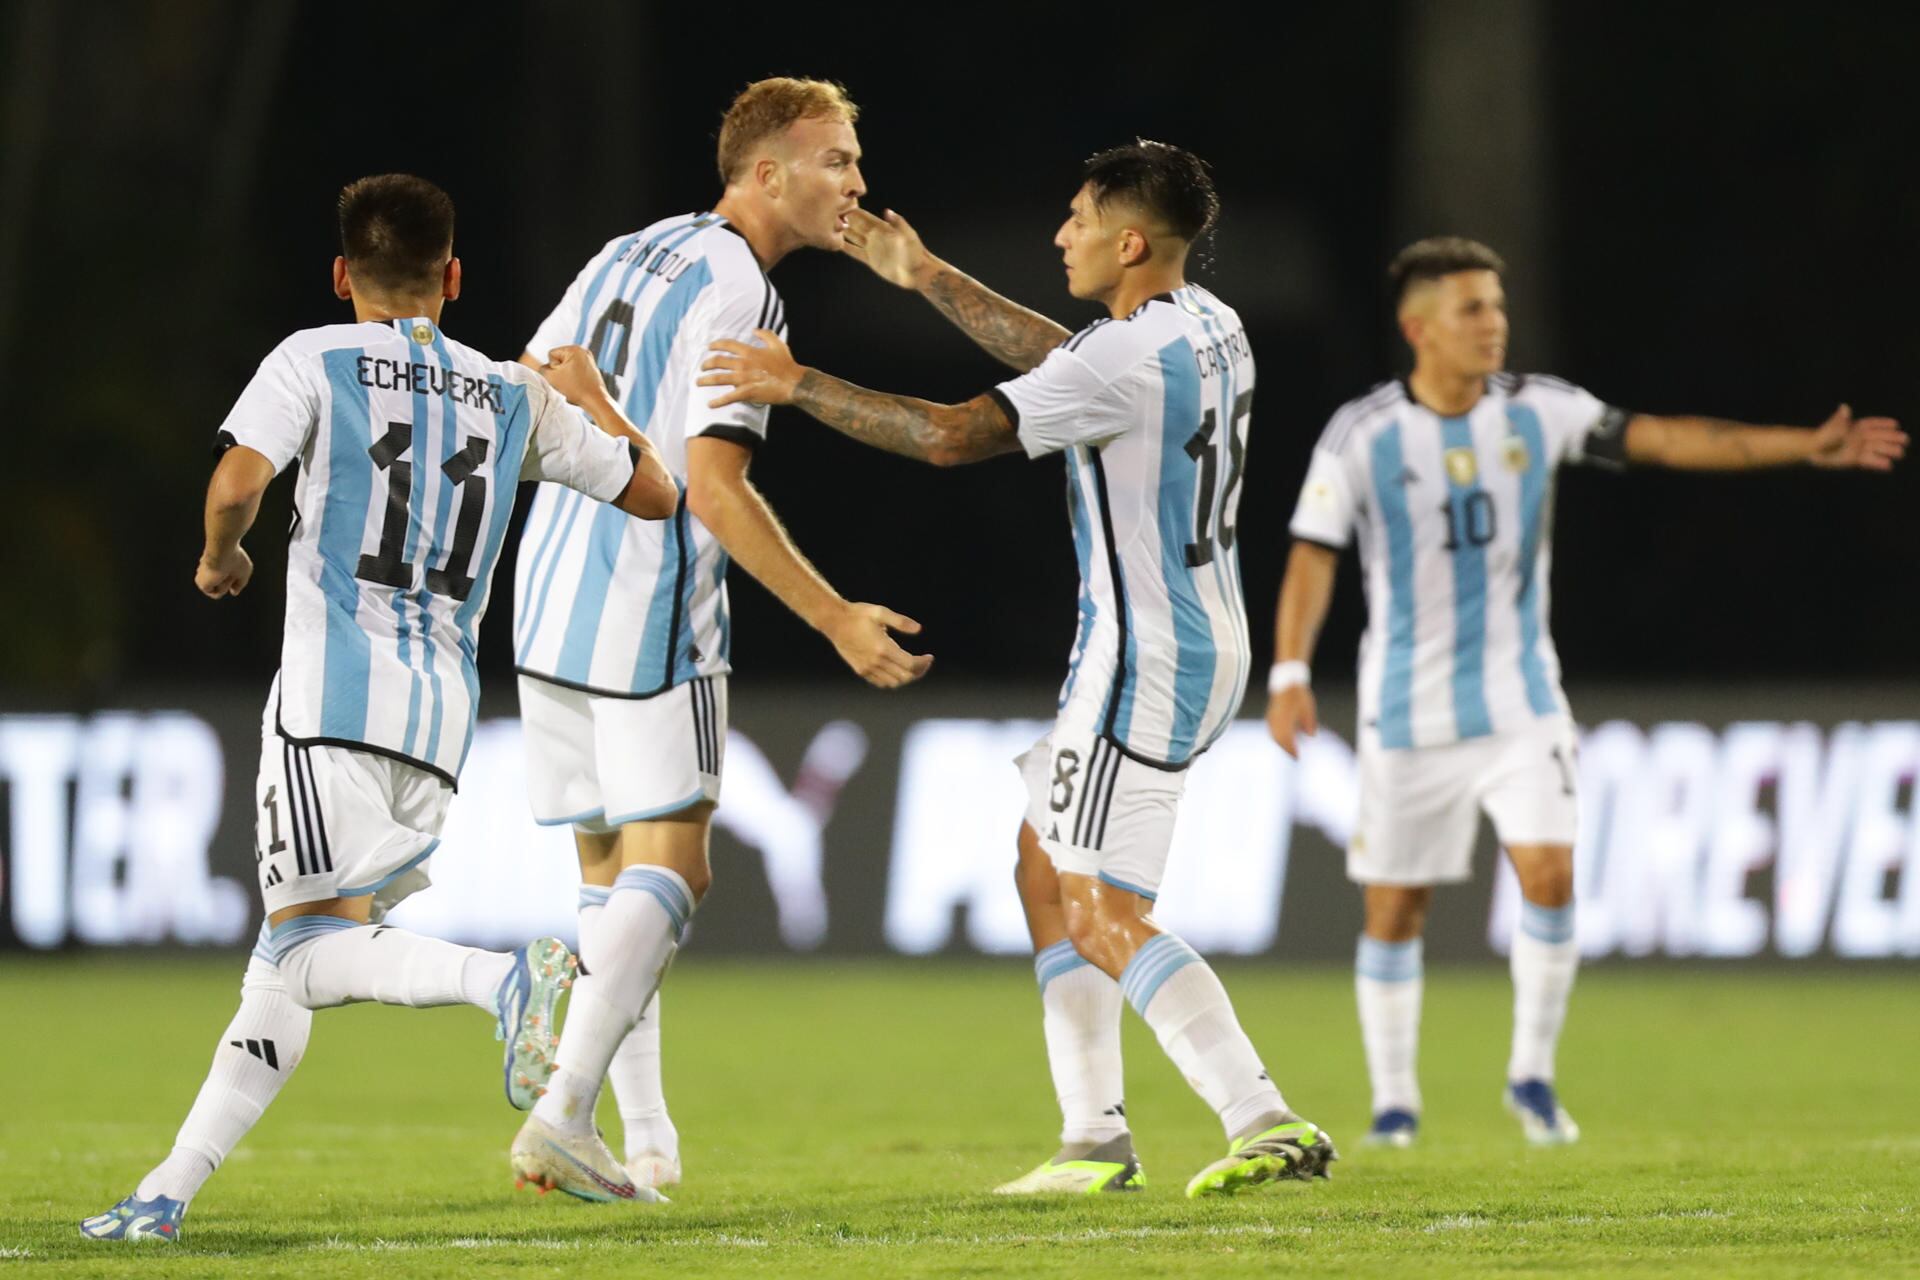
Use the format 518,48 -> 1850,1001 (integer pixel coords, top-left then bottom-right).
716,77 -> 859,185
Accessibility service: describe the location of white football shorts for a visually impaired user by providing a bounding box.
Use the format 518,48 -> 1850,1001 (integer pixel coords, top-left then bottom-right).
1349,714 -> 1579,885
517,674 -> 725,833
254,694 -> 451,920
1016,721 -> 1188,901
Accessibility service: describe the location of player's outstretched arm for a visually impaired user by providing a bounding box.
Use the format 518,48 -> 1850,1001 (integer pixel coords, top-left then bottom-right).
541,345 -> 679,519
1624,404 -> 1906,471
1265,541 -> 1340,758
699,329 -> 1021,467
196,445 -> 276,598
685,437 -> 932,690
843,209 -> 1069,373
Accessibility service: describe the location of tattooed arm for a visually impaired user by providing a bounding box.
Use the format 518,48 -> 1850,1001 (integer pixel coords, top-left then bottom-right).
1623,405 -> 1905,470
699,330 -> 1021,467
842,208 -> 1068,373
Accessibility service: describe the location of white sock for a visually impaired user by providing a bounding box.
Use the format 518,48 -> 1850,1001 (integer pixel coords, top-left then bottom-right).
1119,933 -> 1287,1141
579,885 -> 674,1161
1034,940 -> 1126,1148
535,866 -> 692,1134
270,917 -> 513,1012
1509,901 -> 1579,1082
1355,935 -> 1423,1115
135,947 -> 311,1205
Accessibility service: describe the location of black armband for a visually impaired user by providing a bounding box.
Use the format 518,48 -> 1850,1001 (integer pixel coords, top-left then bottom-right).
213,429 -> 238,459
693,424 -> 763,450
1581,406 -> 1633,470
985,387 -> 1020,430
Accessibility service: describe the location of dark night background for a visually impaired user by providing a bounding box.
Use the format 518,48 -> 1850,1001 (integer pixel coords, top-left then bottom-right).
1,2 -> 1913,702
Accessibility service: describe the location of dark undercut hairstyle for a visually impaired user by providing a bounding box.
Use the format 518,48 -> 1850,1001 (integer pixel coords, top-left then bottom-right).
1388,236 -> 1506,305
1081,139 -> 1219,243
337,174 -> 455,295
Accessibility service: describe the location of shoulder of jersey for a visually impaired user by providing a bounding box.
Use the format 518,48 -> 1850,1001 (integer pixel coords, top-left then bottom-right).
274,322 -> 389,358
1499,371 -> 1586,402
1318,379 -> 1406,452
1057,291 -> 1186,363
700,218 -> 784,323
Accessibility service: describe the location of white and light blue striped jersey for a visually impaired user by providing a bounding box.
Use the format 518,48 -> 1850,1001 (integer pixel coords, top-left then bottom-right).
991,286 -> 1255,769
513,213 -> 784,698
215,317 -> 637,783
1289,374 -> 1630,750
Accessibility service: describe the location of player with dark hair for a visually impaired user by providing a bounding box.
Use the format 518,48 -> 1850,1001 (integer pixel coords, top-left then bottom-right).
705,140 -> 1337,1199
81,174 -> 678,1242
1267,234 -> 1905,1149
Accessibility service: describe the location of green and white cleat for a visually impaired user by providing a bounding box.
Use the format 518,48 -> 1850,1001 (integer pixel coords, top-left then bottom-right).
495,937 -> 575,1111
511,1112 -> 666,1204
994,1135 -> 1145,1195
1184,1117 -> 1338,1198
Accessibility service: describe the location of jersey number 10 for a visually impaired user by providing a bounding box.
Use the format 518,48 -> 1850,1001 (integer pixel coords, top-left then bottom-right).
355,421 -> 492,602
1185,389 -> 1252,568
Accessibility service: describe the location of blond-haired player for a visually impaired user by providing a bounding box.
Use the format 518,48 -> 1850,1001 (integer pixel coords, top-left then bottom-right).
508,79 -> 930,1201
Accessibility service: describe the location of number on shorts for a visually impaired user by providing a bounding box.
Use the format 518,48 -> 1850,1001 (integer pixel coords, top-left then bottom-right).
1550,743 -> 1576,796
261,784 -> 287,863
1049,749 -> 1081,813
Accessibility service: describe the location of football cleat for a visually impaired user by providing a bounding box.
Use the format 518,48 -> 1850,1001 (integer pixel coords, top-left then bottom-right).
1362,1108 -> 1420,1148
495,937 -> 575,1111
1184,1118 -> 1338,1197
625,1151 -> 682,1191
994,1135 -> 1145,1195
1505,1079 -> 1580,1145
80,1193 -> 185,1243
511,1112 -> 666,1204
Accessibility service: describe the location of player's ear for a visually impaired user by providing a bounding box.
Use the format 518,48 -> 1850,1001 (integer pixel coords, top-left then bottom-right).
1118,228 -> 1151,269
443,257 -> 462,302
332,257 -> 353,301
756,154 -> 782,199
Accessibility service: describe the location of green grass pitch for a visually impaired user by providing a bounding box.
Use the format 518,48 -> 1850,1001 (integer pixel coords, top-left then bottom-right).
5,955 -> 1916,1277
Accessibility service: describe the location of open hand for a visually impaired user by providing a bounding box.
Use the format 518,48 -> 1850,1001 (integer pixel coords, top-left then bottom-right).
829,603 -> 933,689
1810,404 -> 1906,470
842,208 -> 933,289
196,545 -> 253,598
701,329 -> 802,408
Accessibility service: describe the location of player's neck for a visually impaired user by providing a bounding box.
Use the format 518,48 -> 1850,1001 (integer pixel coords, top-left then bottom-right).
1406,364 -> 1485,417
712,192 -> 791,271
1104,269 -> 1183,320
352,295 -> 445,326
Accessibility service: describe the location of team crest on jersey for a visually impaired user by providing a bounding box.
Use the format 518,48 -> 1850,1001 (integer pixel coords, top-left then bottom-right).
411,323 -> 434,345
1502,436 -> 1531,472
1443,447 -> 1478,486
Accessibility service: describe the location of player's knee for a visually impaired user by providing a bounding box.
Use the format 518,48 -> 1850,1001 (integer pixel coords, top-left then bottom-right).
1060,897 -> 1126,974
1365,888 -> 1431,942
1520,865 -> 1574,909
678,861 -> 713,903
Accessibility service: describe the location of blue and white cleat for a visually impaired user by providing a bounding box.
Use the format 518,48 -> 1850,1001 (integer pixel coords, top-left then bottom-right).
80,1194 -> 185,1243
1505,1079 -> 1581,1145
1362,1108 -> 1420,1148
496,937 -> 576,1111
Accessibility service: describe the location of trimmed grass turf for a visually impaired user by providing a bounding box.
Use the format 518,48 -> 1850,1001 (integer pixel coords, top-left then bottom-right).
4,956 -> 1917,1277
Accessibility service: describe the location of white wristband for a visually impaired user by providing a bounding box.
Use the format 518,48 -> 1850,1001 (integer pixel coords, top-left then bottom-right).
1267,661 -> 1311,694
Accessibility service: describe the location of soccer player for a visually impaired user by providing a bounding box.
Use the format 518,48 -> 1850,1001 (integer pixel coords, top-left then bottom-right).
81,174 -> 679,1242
1266,237 -> 1906,1148
507,78 -> 930,1200
703,141 -> 1337,1198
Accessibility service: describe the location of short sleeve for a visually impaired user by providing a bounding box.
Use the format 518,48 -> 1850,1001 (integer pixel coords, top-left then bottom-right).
1290,444 -> 1362,548
992,326 -> 1143,458
1524,376 -> 1631,470
215,340 -> 320,474
518,376 -> 637,502
524,237 -> 623,364
681,268 -> 782,451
